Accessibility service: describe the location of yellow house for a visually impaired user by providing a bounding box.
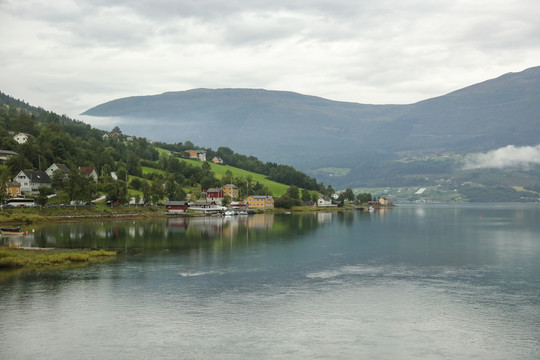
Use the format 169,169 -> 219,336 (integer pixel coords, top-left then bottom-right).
244,195 -> 274,209
6,181 -> 21,196
223,184 -> 239,199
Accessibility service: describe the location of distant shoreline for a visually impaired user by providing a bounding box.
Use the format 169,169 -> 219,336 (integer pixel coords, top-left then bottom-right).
0,204 -> 389,226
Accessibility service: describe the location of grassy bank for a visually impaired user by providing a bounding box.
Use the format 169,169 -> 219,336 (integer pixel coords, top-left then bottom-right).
0,248 -> 116,270
0,205 -> 165,225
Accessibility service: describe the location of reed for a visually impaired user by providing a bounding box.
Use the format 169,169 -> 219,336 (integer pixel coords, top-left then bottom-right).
0,247 -> 116,269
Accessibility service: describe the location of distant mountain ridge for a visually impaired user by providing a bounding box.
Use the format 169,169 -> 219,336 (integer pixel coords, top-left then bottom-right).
83,66 -> 540,188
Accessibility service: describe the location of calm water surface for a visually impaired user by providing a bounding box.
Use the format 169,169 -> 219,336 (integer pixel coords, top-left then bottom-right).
1,204 -> 539,359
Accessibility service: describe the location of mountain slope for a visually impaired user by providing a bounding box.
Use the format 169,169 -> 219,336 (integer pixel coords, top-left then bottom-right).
82,66 -> 540,188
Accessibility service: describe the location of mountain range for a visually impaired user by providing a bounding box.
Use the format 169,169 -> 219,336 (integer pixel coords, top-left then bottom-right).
82,66 -> 540,192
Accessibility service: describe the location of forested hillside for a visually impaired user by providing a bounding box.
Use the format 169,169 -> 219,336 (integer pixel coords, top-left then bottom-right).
0,92 -> 330,206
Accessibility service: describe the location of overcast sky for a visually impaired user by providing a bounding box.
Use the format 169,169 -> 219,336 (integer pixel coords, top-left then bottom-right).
1,0 -> 540,124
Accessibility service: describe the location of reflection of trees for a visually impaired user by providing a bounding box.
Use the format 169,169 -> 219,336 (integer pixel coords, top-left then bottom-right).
23,213 -> 328,253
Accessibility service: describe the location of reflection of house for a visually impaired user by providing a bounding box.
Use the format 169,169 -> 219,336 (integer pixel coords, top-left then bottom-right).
244,195 -> 274,209
13,132 -> 29,144
317,197 -> 336,207
13,170 -> 51,194
246,214 -> 274,229
46,163 -> 70,178
212,157 -> 224,165
79,166 -> 98,182
223,184 -> 238,199
0,150 -> 17,164
317,212 -> 333,224
6,181 -> 21,196
186,150 -> 206,162
165,218 -> 189,235
165,201 -> 189,213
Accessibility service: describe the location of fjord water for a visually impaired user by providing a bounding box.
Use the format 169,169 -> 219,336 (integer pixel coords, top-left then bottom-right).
1,204 -> 539,359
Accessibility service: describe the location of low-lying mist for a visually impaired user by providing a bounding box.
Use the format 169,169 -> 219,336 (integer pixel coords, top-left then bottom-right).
463,144 -> 540,170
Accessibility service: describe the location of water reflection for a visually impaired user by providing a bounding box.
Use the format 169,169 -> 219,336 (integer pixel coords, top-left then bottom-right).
1,212 -> 353,252
1,205 -> 539,360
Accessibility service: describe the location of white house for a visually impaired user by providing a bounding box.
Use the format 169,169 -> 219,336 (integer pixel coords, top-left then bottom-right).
79,166 -> 99,182
46,163 -> 70,178
186,150 -> 206,162
317,197 -> 336,207
13,170 -> 51,194
13,133 -> 29,144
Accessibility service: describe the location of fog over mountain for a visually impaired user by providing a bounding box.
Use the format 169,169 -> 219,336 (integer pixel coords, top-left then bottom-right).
83,66 -> 540,188
463,145 -> 540,170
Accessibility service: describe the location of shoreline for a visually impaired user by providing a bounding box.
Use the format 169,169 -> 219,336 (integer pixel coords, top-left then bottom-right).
0,204 -> 390,226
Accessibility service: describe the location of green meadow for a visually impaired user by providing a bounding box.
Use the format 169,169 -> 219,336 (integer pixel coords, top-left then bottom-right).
146,151 -> 290,197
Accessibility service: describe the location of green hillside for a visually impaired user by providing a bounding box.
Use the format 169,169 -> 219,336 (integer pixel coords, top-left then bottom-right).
0,91 -> 321,207
146,149 -> 289,197
166,158 -> 289,196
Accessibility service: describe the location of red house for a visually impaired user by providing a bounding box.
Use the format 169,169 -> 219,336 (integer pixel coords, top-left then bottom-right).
204,188 -> 224,200
165,201 -> 189,213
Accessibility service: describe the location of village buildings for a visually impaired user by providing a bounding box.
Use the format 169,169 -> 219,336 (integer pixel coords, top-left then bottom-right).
222,184 -> 239,199
13,170 -> 51,194
317,197 -> 336,207
5,181 -> 21,196
212,157 -> 224,165
164,201 -> 189,213
13,132 -> 29,144
0,150 -> 17,164
79,166 -> 99,182
45,163 -> 70,178
244,195 -> 274,209
204,188 -> 224,201
186,150 -> 206,162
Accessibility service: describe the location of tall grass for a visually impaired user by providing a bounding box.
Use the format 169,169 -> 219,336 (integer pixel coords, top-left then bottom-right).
0,248 -> 116,269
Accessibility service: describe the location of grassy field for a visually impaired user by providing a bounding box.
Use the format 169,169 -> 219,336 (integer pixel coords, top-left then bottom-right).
196,161 -> 289,197
148,151 -> 290,197
141,166 -> 168,177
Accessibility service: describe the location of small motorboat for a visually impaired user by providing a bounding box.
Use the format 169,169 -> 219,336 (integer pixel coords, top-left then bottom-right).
1,227 -> 24,235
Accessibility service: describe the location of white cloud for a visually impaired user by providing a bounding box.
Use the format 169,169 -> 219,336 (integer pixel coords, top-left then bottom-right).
463,145 -> 540,170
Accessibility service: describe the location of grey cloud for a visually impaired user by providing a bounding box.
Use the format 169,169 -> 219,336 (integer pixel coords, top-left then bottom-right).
85,0 -> 366,20
1,0 -> 539,119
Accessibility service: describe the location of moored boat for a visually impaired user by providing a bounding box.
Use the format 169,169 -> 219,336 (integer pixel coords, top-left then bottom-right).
1,227 -> 24,235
